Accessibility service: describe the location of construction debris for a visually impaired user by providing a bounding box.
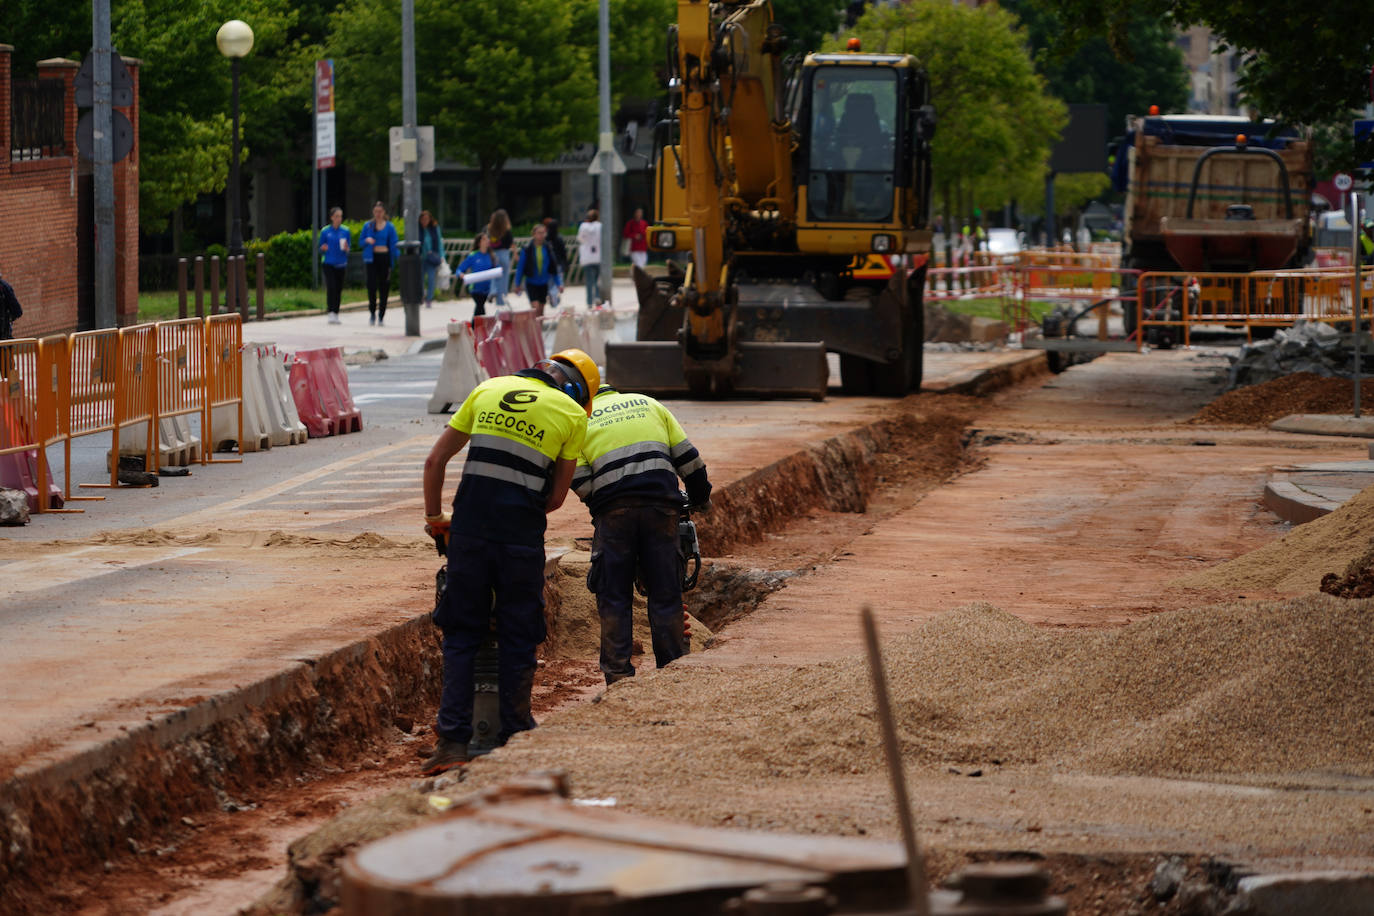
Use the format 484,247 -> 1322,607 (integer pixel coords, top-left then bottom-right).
1226,320 -> 1374,388
0,488 -> 29,526
1191,371 -> 1374,426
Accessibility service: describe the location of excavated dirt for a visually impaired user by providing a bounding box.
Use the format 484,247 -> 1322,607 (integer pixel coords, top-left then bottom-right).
24,352 -> 1374,915
1189,372 -> 1374,426
1320,541 -> 1374,598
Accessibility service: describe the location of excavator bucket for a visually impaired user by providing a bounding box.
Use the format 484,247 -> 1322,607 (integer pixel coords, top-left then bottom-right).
605,267 -> 830,399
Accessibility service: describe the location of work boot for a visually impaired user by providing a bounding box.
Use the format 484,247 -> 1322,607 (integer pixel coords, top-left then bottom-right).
420,737 -> 469,776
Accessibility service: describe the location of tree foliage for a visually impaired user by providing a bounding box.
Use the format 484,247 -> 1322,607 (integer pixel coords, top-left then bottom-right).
328,0 -> 598,215
1038,0 -> 1374,129
1001,0 -> 1188,135
830,2 -> 1066,216
568,0 -> 676,103
772,0 -> 846,56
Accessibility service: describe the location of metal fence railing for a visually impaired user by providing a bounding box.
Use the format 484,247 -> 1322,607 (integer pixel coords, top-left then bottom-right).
10,79 -> 67,161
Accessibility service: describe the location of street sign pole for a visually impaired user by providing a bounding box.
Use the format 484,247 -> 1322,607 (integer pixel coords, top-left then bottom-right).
312,68 -> 319,292
1353,192 -> 1364,418
92,0 -> 117,328
597,0 -> 614,306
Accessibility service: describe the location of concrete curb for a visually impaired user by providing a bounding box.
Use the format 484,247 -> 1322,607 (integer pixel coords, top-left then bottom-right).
925,350 -> 1048,396
1237,870 -> 1374,915
1262,479 -> 1341,524
1270,413 -> 1374,438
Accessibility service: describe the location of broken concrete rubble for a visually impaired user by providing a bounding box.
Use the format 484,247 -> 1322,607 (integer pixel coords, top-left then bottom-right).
1227,319 -> 1374,388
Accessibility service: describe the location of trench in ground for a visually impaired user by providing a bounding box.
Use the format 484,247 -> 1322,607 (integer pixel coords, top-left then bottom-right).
1,393 -> 988,916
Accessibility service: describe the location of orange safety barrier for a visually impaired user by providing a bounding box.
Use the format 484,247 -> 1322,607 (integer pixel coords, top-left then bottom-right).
154,318 -> 206,468
288,347 -> 362,438
203,313 -> 243,464
1137,269 -> 1370,347
1017,249 -> 1118,271
0,337 -> 64,512
925,265 -> 1007,301
1015,265 -> 1137,302
70,325 -> 157,491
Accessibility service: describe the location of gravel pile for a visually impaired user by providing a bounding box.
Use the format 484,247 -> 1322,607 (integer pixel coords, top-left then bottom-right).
1225,319 -> 1374,388
462,596 -> 1374,799
1190,371 -> 1374,426
1175,483 -> 1374,593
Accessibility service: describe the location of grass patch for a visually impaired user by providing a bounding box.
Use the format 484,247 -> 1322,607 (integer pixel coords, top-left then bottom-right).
938,296 -> 1057,323
137,287 -> 327,322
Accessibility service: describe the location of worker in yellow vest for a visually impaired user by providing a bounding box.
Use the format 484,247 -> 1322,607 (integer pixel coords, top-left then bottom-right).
420,348 -> 598,774
572,385 -> 712,685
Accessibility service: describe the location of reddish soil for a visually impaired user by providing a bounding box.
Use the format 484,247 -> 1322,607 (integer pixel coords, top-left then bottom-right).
19,351 -> 1374,914
1191,371 -> 1374,426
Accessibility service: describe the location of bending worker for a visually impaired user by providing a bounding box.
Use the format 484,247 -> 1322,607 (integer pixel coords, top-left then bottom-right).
420,348 -> 599,775
572,385 -> 711,685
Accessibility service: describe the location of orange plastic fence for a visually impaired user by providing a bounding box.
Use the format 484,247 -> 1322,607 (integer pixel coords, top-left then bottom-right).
0,337 -> 63,511
7,315 -> 246,513
204,313 -> 244,464
1137,270 -> 1370,347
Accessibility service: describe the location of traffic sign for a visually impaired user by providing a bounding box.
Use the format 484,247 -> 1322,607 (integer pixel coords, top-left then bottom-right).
74,54 -> 133,108
587,151 -> 626,175
1335,172 -> 1354,192
75,108 -> 134,162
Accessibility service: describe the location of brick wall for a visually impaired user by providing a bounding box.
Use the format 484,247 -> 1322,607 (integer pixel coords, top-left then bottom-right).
0,45 -> 140,337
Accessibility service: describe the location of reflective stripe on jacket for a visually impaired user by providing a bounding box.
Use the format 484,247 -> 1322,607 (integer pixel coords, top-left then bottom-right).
573,386 -> 710,516
448,372 -> 588,546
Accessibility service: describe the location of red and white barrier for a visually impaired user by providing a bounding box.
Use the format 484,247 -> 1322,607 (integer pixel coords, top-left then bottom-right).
428,321 -> 490,414
289,347 -> 363,438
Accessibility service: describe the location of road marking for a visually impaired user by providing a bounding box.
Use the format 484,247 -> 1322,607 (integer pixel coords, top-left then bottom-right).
164,435 -> 434,527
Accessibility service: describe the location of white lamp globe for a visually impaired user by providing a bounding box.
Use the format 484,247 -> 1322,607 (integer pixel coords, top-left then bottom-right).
216,20 -> 254,58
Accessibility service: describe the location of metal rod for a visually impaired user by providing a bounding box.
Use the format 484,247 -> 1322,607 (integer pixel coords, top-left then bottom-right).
860,605 -> 929,915
229,57 -> 243,257
92,0 -> 117,328
1352,191 -> 1363,419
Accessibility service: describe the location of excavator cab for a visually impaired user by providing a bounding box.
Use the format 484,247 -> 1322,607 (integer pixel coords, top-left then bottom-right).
608,3 -> 935,399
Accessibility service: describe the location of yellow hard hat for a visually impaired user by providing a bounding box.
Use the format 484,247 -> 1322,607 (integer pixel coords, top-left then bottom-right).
550,347 -> 600,408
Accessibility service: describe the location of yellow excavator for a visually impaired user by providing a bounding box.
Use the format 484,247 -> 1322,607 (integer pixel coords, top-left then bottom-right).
605,0 -> 936,398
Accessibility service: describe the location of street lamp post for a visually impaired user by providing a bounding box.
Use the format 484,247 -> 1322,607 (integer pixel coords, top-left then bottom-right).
216,20 -> 254,259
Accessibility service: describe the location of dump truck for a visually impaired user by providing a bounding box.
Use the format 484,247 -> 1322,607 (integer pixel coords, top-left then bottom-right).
604,0 -> 936,398
1111,113 -> 1315,336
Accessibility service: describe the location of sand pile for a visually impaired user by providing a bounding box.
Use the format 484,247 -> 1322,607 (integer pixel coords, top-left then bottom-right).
468,596 -> 1374,795
1174,482 -> 1374,593
1190,372 -> 1374,426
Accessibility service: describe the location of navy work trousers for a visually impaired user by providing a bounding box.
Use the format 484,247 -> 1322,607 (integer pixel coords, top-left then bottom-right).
434,532 -> 547,746
589,505 -> 685,683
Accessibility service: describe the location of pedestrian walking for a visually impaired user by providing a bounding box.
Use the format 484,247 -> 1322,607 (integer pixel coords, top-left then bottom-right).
420,348 -> 599,775
543,217 -> 568,310
512,223 -> 563,318
622,207 -> 649,270
419,209 -> 444,308
318,207 -> 350,324
361,201 -> 398,325
456,232 -> 497,317
0,270 -> 22,341
572,385 -> 711,685
577,208 -> 603,306
487,209 -> 516,307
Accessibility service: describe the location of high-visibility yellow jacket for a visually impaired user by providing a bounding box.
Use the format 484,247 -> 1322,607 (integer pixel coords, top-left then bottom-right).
448,371 -> 588,546
572,386 -> 710,516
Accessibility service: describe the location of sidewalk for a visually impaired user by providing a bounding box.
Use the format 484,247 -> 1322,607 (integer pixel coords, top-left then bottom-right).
246,277 -> 641,358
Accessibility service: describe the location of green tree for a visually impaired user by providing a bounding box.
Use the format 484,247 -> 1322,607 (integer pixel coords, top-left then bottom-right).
111,0 -> 304,233
1002,0 -> 1188,134
568,0 -> 676,103
772,0 -> 846,55
1039,0 -> 1374,130
830,3 -> 1066,234
328,0 -> 597,216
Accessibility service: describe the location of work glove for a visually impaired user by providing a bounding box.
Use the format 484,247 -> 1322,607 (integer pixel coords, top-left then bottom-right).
424,512 -> 451,538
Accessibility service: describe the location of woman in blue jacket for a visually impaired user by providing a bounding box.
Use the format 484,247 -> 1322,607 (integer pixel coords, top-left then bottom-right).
456,232 -> 496,317
361,201 -> 399,325
318,207 -> 350,324
419,209 -> 443,308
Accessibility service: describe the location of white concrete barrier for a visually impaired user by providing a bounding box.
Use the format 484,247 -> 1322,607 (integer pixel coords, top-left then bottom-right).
255,344 -> 309,446
428,321 -> 489,414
